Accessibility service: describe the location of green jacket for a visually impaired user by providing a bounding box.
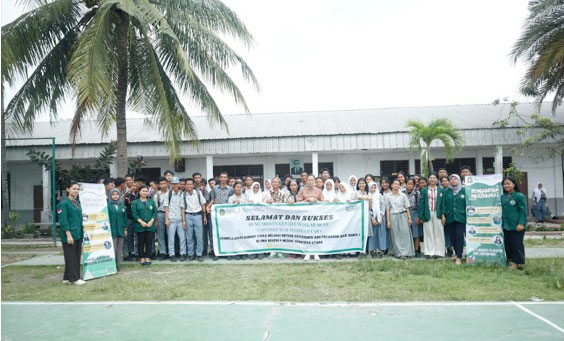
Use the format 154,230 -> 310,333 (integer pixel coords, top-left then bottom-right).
108,201 -> 127,237
131,198 -> 157,233
57,197 -> 84,244
444,188 -> 466,224
418,186 -> 446,222
501,191 -> 527,231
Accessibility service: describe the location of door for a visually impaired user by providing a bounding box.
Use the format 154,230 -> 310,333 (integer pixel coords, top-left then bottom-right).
33,185 -> 43,223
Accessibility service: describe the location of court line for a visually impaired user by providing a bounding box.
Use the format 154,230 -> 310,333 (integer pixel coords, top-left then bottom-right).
512,301 -> 564,334
3,301 -> 564,307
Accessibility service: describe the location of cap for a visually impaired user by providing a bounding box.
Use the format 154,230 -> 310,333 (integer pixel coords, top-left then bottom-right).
171,177 -> 180,184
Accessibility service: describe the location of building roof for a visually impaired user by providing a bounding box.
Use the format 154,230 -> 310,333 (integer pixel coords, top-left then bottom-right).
6,102 -> 563,146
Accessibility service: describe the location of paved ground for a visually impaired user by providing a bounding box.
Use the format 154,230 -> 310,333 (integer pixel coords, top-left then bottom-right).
2,301 -> 563,340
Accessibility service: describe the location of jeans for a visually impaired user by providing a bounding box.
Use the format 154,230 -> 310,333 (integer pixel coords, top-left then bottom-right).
535,200 -> 547,222
126,218 -> 137,255
156,212 -> 167,255
167,220 -> 186,256
186,213 -> 204,256
202,216 -> 209,255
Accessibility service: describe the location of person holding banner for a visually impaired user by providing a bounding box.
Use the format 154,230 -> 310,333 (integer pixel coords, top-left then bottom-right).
322,179 -> 338,202
502,176 -> 528,269
297,175 -> 323,261
57,182 -> 86,285
444,174 -> 466,265
337,182 -> 352,202
132,186 -> 157,266
108,188 -> 127,271
386,179 -> 415,259
419,173 -> 446,259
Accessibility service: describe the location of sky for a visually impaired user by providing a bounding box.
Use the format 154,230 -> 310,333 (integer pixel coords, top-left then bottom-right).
1,0 -> 531,119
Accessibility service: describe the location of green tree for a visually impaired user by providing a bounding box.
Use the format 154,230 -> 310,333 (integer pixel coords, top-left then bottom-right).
512,0 -> 564,113
407,118 -> 463,176
1,0 -> 259,179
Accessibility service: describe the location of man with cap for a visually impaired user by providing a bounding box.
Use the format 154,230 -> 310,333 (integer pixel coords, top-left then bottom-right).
164,177 -> 187,262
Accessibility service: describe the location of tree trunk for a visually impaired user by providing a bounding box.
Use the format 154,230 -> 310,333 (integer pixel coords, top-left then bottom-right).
1,84 -> 8,228
115,12 -> 129,177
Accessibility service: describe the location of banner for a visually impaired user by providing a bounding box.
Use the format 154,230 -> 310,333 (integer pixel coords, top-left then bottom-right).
79,183 -> 117,280
464,174 -> 506,265
211,201 -> 369,256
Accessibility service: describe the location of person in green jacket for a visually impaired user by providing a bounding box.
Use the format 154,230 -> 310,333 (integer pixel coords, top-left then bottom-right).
502,176 -> 527,269
57,182 -> 85,285
108,188 -> 127,271
131,185 -> 157,266
418,173 -> 447,259
444,174 -> 466,265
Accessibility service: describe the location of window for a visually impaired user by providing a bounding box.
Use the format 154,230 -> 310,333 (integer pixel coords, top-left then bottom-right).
380,160 -> 409,177
483,157 -> 512,175
275,164 -> 290,178
213,165 -> 264,183
174,159 -> 185,173
415,158 -> 476,176
303,162 -> 333,176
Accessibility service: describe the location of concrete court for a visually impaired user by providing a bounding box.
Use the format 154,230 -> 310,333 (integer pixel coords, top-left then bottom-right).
2,301 -> 564,340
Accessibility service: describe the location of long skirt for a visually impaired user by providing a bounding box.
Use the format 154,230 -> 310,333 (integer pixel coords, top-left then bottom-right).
389,212 -> 415,257
423,213 -> 445,257
373,215 -> 388,251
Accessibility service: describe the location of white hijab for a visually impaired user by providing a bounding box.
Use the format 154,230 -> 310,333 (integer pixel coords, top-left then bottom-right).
247,182 -> 264,203
347,175 -> 358,191
368,182 -> 382,223
533,182 -> 547,200
264,179 -> 272,192
337,183 -> 352,202
322,179 -> 337,202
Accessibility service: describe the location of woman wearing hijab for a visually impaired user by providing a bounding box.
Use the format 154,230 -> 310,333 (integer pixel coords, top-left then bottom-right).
337,183 -> 352,202
348,175 -> 358,192
322,179 -> 338,202
264,179 -> 272,193
532,182 -> 548,223
108,188 -> 127,271
444,174 -> 466,265
385,179 -> 415,259
247,182 -> 265,204
368,182 -> 384,258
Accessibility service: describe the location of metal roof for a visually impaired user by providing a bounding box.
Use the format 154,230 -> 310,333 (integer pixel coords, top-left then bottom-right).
6,102 -> 563,146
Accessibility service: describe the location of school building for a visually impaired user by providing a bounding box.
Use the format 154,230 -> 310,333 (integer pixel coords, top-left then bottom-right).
5,102 -> 564,224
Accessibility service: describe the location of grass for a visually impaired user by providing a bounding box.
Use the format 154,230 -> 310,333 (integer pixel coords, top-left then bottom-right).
2,258 -> 564,302
1,245 -> 61,252
524,237 -> 564,248
1,254 -> 38,265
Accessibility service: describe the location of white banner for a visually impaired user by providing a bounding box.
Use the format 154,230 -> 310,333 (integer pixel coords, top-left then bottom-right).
79,183 -> 117,280
211,201 -> 369,255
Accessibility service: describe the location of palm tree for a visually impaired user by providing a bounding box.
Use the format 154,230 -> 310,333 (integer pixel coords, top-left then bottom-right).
407,118 -> 463,176
512,0 -> 564,113
2,0 -> 259,177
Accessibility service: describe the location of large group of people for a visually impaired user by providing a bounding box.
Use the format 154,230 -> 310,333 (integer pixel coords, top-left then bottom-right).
56,166 -> 529,285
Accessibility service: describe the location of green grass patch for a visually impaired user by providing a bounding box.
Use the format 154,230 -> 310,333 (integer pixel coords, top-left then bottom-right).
2,258 -> 564,302
524,237 -> 564,248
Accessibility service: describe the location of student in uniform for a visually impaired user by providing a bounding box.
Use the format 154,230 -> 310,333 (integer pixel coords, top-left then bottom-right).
368,182 -> 383,258
131,185 -> 157,266
404,178 -> 422,257
501,176 -> 528,269
397,171 -> 407,191
444,174 -> 466,265
419,172 -> 446,259
184,178 -> 207,262
108,188 -> 127,271
164,177 -> 186,262
439,175 -> 454,256
386,179 -> 415,259
57,182 -> 86,285
153,177 -> 169,260
322,179 -> 338,202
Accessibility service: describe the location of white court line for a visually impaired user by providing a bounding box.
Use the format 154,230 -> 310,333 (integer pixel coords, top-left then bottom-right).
3,301 -> 564,307
512,301 -> 564,334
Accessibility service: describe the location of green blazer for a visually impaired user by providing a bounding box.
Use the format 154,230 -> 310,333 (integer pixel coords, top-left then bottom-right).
57,197 -> 84,244
444,188 -> 466,224
418,186 -> 446,222
108,201 -> 127,237
131,198 -> 157,233
501,191 -> 528,231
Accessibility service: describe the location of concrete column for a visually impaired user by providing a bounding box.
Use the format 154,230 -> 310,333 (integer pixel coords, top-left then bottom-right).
312,152 -> 319,176
41,165 -> 52,224
494,146 -> 503,174
109,161 -> 118,178
408,155 -> 416,176
206,155 -> 214,181
476,149 -> 483,175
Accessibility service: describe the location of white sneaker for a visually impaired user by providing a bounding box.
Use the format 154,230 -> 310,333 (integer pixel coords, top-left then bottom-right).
62,280 -> 70,284
73,279 -> 86,285
314,255 -> 321,261
303,255 -> 311,261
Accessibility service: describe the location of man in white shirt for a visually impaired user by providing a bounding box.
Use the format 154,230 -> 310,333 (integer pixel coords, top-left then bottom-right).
184,178 -> 207,262
164,177 -> 186,262
154,177 -> 169,260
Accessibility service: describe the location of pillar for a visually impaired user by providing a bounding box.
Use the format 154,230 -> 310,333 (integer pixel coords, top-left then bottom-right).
41,165 -> 52,224
494,146 -> 503,174
408,155 -> 416,176
312,152 -> 319,176
206,155 -> 214,181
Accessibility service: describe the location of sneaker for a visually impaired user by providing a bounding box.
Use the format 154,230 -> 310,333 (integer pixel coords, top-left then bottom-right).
235,255 -> 241,260
197,256 -> 203,262
181,255 -> 187,262
314,255 -> 321,261
304,255 -> 311,261
150,254 -> 157,260
277,253 -> 285,259
257,253 -> 265,260
335,254 -> 343,259
190,255 -> 196,261
73,279 -> 86,285
62,280 -> 70,284
212,255 -> 219,261
268,253 -> 277,259
415,251 -> 422,258
241,254 -> 249,260
158,254 -> 167,261
170,256 -> 177,262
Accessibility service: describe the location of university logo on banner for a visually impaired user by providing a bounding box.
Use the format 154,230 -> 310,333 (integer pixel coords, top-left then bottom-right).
79,183 -> 117,279
464,174 -> 507,265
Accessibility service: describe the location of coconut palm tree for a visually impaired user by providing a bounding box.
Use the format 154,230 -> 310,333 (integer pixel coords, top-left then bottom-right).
512,0 -> 564,113
1,0 -> 259,177
407,118 -> 463,176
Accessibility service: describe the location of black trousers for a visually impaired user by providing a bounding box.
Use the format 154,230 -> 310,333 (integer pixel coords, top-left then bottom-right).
137,231 -> 154,259
446,222 -> 466,259
503,229 -> 525,265
63,239 -> 82,282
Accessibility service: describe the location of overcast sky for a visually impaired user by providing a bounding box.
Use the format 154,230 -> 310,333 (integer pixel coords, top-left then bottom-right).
2,0 -> 531,119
